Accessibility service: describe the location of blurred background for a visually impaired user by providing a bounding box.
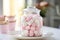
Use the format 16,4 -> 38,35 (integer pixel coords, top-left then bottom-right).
0,0 -> 60,28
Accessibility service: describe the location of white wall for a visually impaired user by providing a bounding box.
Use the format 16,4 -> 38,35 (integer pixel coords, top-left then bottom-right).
0,0 -> 3,15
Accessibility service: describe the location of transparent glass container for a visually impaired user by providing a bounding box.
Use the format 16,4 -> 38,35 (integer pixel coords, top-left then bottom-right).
20,7 -> 43,37
0,16 -> 8,34
5,16 -> 16,35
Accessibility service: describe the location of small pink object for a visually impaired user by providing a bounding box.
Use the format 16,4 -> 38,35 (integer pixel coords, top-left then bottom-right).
25,16 -> 32,22
34,31 -> 40,37
30,23 -> 37,31
25,26 -> 30,30
31,23 -> 36,27
40,1 -> 48,7
35,26 -> 40,31
29,30 -> 34,37
31,26 -> 35,31
22,25 -> 30,30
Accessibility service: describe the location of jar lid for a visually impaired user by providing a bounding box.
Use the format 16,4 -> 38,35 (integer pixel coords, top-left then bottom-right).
23,7 -> 41,15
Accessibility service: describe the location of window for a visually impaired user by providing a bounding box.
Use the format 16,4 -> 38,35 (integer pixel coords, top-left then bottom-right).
3,0 -> 25,16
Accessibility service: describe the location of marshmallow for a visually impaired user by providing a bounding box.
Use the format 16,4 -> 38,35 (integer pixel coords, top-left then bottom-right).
21,30 -> 28,36
34,31 -> 40,37
35,26 -> 40,31
25,16 -> 32,22
25,26 -> 31,30
29,30 -> 34,37
30,23 -> 36,31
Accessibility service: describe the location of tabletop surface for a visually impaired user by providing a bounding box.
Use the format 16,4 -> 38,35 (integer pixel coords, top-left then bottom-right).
0,26 -> 60,40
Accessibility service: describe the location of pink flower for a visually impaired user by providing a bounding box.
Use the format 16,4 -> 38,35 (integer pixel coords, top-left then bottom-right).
40,1 -> 49,7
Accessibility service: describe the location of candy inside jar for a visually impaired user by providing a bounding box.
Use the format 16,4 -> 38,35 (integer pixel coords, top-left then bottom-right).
20,7 -> 43,37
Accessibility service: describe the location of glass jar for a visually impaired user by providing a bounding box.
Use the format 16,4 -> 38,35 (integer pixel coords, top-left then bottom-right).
0,16 -> 8,34
20,7 -> 43,37
5,16 -> 16,35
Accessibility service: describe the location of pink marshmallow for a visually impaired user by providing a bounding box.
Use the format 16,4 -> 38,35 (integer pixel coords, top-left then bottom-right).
29,24 -> 32,27
35,26 -> 40,31
31,23 -> 40,31
31,23 -> 36,27
29,30 -> 34,37
22,25 -> 31,30
30,23 -> 36,31
34,31 -> 40,37
31,26 -> 35,31
25,30 -> 29,36
25,16 -> 32,22
25,26 -> 31,30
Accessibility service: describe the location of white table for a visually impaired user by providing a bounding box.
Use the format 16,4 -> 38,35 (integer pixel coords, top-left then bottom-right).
0,26 -> 60,40
42,26 -> 60,40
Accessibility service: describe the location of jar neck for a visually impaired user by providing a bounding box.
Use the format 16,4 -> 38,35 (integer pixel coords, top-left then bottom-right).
27,0 -> 37,7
